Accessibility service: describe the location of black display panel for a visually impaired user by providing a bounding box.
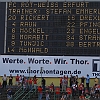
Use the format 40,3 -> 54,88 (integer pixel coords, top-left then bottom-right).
6,2 -> 100,56
0,2 -> 6,54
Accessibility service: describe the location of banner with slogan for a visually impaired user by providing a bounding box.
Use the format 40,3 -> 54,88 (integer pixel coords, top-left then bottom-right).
0,55 -> 100,78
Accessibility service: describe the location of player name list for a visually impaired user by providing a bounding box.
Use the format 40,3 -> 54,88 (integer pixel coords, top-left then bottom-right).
6,2 -> 100,54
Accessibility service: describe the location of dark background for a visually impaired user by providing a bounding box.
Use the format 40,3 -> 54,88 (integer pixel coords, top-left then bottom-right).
0,2 -> 100,56
0,2 -> 6,55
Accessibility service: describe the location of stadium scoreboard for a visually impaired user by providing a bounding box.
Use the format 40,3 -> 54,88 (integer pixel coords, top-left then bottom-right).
0,1 -> 100,56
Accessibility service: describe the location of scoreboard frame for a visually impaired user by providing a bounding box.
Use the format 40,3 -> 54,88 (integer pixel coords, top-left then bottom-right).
0,1 -> 100,56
